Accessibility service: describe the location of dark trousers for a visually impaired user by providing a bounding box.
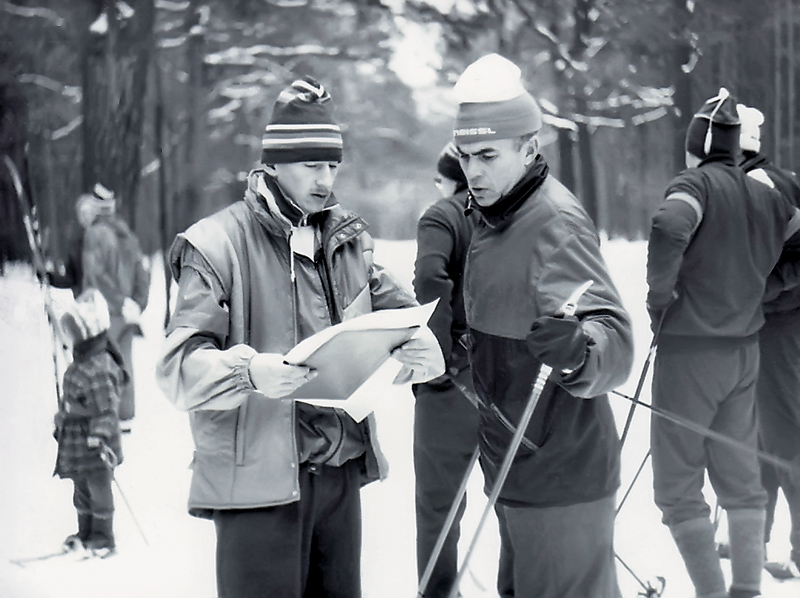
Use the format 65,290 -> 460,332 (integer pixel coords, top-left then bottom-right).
72,468 -> 114,519
414,378 -> 513,597
499,495 -> 620,598
213,460 -> 362,598
757,319 -> 800,561
651,342 -> 767,526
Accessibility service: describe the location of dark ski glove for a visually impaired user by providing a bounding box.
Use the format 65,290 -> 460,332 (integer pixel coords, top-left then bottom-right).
526,314 -> 589,372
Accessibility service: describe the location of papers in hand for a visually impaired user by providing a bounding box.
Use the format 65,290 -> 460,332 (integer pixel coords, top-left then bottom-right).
282,300 -> 438,421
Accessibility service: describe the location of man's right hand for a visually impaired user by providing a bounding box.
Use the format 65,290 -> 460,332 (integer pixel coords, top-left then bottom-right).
248,353 -> 316,398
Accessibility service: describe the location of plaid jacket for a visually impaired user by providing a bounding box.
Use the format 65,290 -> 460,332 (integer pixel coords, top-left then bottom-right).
54,334 -> 127,479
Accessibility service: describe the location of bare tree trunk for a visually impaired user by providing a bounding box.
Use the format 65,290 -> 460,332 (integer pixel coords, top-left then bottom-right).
671,0 -> 693,175
573,0 -> 598,226
82,0 -> 155,228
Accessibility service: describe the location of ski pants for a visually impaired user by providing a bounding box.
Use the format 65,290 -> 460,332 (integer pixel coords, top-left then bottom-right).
651,339 -> 768,527
72,468 -> 114,519
413,377 -> 514,597
213,460 -> 362,598
757,317 -> 800,561
498,494 -> 620,598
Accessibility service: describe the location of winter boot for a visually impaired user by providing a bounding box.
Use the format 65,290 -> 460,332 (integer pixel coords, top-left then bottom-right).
669,517 -> 728,598
726,508 -> 765,598
85,514 -> 115,557
62,513 -> 92,551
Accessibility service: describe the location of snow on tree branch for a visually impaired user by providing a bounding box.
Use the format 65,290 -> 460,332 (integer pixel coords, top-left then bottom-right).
1,1 -> 64,26
18,74 -> 81,103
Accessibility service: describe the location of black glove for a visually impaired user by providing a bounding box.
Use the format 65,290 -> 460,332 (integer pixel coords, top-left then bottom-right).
526,314 -> 588,372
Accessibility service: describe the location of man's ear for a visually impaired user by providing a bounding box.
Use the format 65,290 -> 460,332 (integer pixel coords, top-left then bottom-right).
263,163 -> 278,177
524,136 -> 539,166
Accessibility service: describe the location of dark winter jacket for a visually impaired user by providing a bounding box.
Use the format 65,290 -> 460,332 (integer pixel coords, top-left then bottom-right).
464,158 -> 634,508
55,333 -> 126,478
647,155 -> 799,350
741,150 -> 800,319
413,190 -> 477,389
157,170 -> 418,517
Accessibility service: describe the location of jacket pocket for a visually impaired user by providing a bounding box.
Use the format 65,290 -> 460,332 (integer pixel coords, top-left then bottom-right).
234,400 -> 248,466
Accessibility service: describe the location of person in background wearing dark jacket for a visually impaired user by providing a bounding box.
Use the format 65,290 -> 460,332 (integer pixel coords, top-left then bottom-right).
413,143 -> 513,597
451,54 -> 634,598
54,288 -> 126,558
646,89 -> 800,598
157,76 -> 444,598
736,103 -> 800,579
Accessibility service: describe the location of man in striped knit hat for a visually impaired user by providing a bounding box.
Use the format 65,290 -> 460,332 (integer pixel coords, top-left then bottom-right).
158,75 -> 444,598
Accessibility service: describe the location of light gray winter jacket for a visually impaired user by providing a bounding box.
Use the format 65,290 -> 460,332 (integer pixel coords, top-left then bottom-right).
157,171 -> 417,517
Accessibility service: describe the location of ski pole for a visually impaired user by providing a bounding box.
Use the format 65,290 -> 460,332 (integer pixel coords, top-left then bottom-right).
4,154 -> 65,401
446,281 -> 593,598
416,445 -> 480,598
615,448 -> 651,516
610,388 -> 800,483
618,302 -> 672,448
100,445 -> 150,546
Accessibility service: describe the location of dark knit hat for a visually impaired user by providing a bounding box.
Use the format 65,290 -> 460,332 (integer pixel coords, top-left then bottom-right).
261,76 -> 343,164
453,54 -> 543,144
437,142 -> 467,189
685,88 -> 741,159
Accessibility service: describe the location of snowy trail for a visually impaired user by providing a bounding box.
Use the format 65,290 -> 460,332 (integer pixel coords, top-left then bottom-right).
0,239 -> 797,597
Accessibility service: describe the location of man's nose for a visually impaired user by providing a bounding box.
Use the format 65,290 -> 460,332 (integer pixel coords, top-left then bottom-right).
463,160 -> 482,182
317,165 -> 336,187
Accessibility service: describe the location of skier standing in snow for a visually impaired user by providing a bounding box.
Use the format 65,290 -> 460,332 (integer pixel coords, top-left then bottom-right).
157,76 -> 444,598
450,54 -> 634,598
412,143 -> 513,597
646,89 -> 800,598
71,184 -> 149,431
54,288 -> 126,558
737,103 -> 800,578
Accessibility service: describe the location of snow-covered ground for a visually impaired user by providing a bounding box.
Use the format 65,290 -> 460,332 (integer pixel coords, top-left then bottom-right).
0,238 -> 797,598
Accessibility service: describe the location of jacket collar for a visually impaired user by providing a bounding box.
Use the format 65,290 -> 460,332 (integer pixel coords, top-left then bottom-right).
740,150 -> 769,172
467,154 -> 550,228
244,169 -> 366,250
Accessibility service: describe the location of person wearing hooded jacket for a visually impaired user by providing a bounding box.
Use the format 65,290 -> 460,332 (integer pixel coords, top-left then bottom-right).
450,54 -> 635,598
736,103 -> 800,578
157,76 -> 444,598
647,89 -> 800,598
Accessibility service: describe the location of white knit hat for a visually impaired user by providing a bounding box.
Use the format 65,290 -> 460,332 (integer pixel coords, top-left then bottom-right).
452,54 -> 543,144
60,288 -> 111,343
737,104 -> 764,153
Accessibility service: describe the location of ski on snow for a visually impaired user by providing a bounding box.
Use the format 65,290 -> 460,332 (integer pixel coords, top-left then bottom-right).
10,547 -> 116,568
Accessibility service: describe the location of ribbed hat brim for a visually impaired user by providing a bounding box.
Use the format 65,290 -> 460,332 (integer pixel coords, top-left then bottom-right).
454,94 -> 543,143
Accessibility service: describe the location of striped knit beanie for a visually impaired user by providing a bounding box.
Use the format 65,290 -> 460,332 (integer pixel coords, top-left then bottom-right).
453,54 -> 543,144
60,288 -> 111,343
261,76 -> 343,164
685,88 -> 740,159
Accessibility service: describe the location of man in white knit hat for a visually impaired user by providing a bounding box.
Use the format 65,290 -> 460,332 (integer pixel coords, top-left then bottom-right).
451,53 -> 634,598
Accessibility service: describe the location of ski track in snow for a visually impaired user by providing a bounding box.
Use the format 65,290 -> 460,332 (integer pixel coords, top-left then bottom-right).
0,239 -> 797,597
